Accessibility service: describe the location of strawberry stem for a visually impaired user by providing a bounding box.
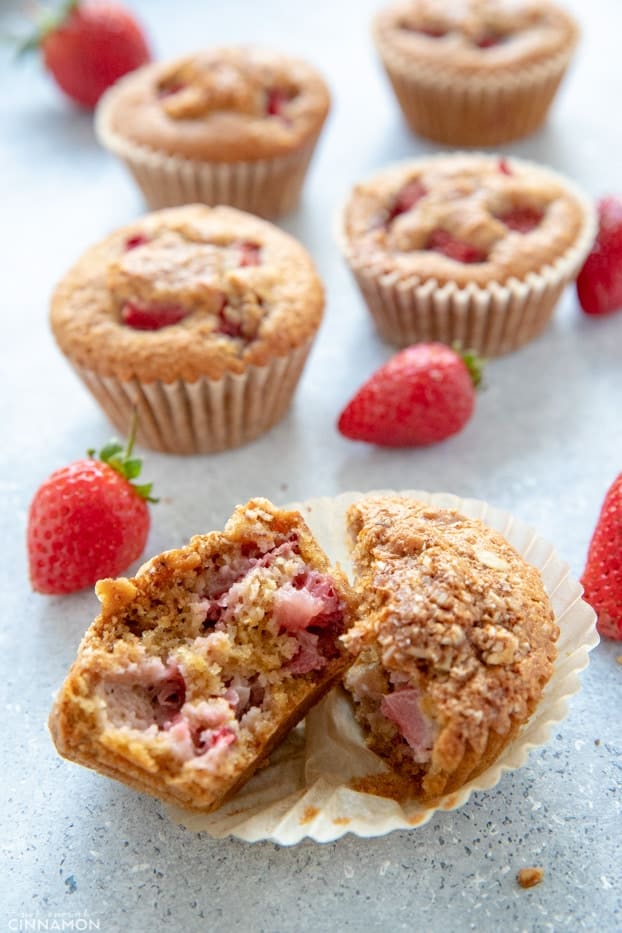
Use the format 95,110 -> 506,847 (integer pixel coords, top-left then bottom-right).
87,412 -> 158,503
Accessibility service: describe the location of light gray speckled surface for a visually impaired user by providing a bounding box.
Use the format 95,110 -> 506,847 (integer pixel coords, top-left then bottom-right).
1,0 -> 621,930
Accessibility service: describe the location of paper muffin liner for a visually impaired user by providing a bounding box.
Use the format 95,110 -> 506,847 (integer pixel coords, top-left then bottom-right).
375,36 -> 576,146
71,340 -> 313,455
337,155 -> 597,356
165,489 -> 598,844
96,94 -> 321,220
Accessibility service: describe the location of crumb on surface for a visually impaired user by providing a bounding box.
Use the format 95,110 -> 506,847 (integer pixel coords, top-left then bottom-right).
616,655 -> 622,666
517,866 -> 544,889
595,738 -> 601,746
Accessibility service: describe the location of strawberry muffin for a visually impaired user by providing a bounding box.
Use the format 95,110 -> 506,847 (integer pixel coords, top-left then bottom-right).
338,153 -> 595,355
50,204 -> 324,454
96,47 -> 331,218
373,0 -> 579,146
343,495 -> 559,802
49,499 -> 357,812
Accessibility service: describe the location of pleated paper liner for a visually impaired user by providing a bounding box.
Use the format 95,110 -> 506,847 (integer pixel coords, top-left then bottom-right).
337,156 -> 596,356
166,489 -> 598,844
96,90 -> 321,220
72,340 -> 312,455
374,31 -> 577,147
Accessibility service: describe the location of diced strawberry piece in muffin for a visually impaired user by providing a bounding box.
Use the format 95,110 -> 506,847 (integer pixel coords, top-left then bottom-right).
498,207 -> 544,233
387,181 -> 427,223
238,241 -> 262,267
427,230 -> 487,263
121,302 -> 188,330
124,234 -> 150,251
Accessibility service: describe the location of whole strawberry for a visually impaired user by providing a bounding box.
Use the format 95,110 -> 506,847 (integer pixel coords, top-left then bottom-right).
27,424 -> 155,595
21,0 -> 151,109
576,196 -> 622,316
581,474 -> 622,640
337,343 -> 482,447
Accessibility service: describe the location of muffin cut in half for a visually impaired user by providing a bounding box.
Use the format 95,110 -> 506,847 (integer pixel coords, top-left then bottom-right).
49,499 -> 356,812
342,495 -> 559,802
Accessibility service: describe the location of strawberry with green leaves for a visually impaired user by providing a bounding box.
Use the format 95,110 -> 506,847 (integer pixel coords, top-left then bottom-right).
337,342 -> 483,447
20,0 -> 151,109
27,421 -> 156,595
581,474 -> 622,640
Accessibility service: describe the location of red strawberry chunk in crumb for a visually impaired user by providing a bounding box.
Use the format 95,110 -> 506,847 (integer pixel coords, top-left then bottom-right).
122,302 -> 188,331
158,82 -> 186,99
287,630 -> 327,674
266,88 -> 290,117
380,689 -> 436,763
498,158 -> 512,176
388,181 -> 427,223
238,241 -> 261,267
475,31 -> 504,48
124,234 -> 150,251
427,229 -> 486,263
498,207 -> 543,233
195,725 -> 237,754
216,303 -> 243,338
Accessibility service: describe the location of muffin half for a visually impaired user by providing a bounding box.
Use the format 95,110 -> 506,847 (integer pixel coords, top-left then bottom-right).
49,499 -> 356,812
343,495 -> 559,801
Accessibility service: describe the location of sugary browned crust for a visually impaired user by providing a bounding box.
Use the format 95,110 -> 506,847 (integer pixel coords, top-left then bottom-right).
343,495 -> 558,801
374,0 -> 578,78
100,47 -> 330,163
49,499 -> 356,812
50,205 -> 324,383
340,153 -> 588,288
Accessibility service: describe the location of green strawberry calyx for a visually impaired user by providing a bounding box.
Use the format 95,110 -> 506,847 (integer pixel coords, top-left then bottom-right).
453,344 -> 485,389
16,0 -> 80,57
87,414 -> 158,503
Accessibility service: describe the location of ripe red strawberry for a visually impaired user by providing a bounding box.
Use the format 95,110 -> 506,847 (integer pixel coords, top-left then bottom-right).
581,474 -> 622,640
337,343 -> 482,447
21,1 -> 151,109
27,423 -> 156,595
576,196 -> 622,316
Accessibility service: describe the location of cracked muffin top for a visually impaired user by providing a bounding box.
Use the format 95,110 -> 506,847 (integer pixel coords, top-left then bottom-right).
374,0 -> 578,77
98,47 -> 331,162
50,205 -> 324,383
340,153 -> 589,288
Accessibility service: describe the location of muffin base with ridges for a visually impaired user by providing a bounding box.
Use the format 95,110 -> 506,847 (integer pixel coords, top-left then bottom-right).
96,89 -> 322,220
73,340 -> 312,455
338,154 -> 596,356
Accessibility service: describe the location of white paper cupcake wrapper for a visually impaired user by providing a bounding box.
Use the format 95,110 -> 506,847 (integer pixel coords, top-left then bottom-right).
166,489 -> 598,844
337,155 -> 596,356
96,93 -> 320,219
375,32 -> 576,146
72,340 -> 312,454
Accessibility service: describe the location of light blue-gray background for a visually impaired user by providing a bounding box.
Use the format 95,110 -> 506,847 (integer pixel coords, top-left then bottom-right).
1,0 -> 620,930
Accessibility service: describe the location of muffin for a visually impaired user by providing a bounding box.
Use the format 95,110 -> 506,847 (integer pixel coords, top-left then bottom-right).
50,204 -> 324,454
96,47 -> 331,219
373,0 -> 579,146
338,152 -> 595,355
49,498 -> 357,812
342,495 -> 559,802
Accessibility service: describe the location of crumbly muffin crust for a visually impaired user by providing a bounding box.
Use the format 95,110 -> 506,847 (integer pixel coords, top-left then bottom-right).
49,499 -> 356,812
374,0 -> 578,78
343,496 -> 558,800
50,205 -> 324,383
341,153 -> 588,288
101,47 -> 331,163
